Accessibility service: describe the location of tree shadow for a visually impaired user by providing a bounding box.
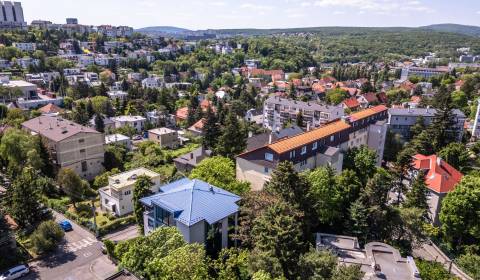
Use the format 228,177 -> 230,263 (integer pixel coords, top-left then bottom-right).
33,240 -> 77,269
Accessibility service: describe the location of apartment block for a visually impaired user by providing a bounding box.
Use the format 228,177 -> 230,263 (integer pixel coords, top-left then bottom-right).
263,96 -> 344,130
237,106 -> 388,190
22,116 -> 105,180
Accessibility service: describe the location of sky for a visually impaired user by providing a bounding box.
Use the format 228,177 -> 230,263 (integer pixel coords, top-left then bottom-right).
19,0 -> 480,30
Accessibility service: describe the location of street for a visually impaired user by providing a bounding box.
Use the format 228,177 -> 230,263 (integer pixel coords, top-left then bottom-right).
25,211 -> 117,280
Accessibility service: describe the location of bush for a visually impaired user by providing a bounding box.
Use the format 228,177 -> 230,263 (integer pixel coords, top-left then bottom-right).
75,203 -> 93,219
457,254 -> 480,280
416,259 -> 457,280
103,239 -> 116,259
98,216 -> 135,236
31,220 -> 65,254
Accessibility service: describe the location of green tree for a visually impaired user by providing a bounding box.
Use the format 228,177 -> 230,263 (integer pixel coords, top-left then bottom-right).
215,111 -> 247,159
331,265 -> 364,280
265,161 -> 315,232
0,129 -> 43,174
57,168 -> 88,208
416,259 -> 457,280
297,249 -> 337,280
440,175 -> 480,248
213,248 -> 250,280
94,113 -> 105,133
457,254 -> 480,280
438,143 -> 470,172
133,175 -> 153,234
190,156 -> 250,195
428,86 -> 456,151
343,146 -> 377,185
404,171 -> 429,219
5,167 -> 43,231
31,220 -> 65,254
202,106 -> 220,150
410,116 -> 426,139
251,202 -> 308,280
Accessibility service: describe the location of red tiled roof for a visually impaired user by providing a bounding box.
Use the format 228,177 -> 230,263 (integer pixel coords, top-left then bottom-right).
412,154 -> 463,193
312,83 -> 326,93
361,92 -> 379,103
176,107 -> 189,120
39,103 -> 63,114
343,97 -> 360,109
189,118 -> 206,131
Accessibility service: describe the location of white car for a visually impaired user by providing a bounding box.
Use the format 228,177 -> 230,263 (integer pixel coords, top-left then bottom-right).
0,265 -> 29,280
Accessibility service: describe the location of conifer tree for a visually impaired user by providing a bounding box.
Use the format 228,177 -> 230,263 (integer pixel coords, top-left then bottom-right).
202,106 -> 220,150
215,111 -> 246,159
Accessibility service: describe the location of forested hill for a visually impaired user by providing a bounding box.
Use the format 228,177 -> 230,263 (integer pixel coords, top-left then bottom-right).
420,24 -> 480,37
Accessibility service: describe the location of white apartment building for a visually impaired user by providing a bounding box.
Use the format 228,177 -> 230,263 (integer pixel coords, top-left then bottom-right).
111,115 -> 147,133
263,96 -> 345,130
99,168 -> 161,216
12,42 -> 36,52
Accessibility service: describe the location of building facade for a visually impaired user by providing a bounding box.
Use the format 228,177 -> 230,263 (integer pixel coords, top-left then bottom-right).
99,168 -> 162,217
22,116 -> 105,180
388,107 -> 466,140
263,96 -> 345,130
141,178 -> 240,250
0,1 -> 26,29
237,106 -> 388,191
148,127 -> 180,149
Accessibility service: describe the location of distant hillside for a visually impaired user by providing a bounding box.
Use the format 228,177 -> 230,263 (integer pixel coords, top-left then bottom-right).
420,24 -> 480,37
135,26 -> 193,34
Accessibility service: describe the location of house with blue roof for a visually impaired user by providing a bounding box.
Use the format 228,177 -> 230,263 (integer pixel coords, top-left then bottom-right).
140,178 -> 241,250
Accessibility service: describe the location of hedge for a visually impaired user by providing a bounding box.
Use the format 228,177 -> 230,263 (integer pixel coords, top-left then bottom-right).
98,216 -> 136,236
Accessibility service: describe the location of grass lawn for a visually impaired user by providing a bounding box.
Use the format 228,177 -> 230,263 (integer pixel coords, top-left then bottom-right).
164,143 -> 200,159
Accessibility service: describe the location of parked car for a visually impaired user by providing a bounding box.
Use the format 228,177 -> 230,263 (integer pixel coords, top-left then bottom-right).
58,220 -> 73,231
0,265 -> 29,280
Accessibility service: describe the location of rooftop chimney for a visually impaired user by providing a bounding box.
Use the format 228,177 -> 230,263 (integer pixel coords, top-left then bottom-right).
307,122 -> 311,132
268,133 -> 273,144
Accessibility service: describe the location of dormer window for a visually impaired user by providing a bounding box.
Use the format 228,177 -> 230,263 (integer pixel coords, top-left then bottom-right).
290,150 -> 296,159
301,146 -> 307,155
312,142 -> 318,150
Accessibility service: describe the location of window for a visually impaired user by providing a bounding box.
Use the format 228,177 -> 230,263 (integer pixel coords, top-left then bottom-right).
80,149 -> 86,153
330,135 -> 335,142
79,138 -> 85,143
155,207 -> 173,226
312,142 -> 318,150
290,150 -> 296,159
265,153 -> 274,161
300,160 -> 307,167
264,167 -> 269,174
301,146 -> 307,155
124,190 -> 131,196
81,161 -> 87,172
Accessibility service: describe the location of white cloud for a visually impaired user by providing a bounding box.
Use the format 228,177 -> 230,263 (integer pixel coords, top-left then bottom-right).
333,11 -> 346,15
312,0 -> 434,15
240,3 -> 274,11
477,11 -> 480,14
209,1 -> 226,6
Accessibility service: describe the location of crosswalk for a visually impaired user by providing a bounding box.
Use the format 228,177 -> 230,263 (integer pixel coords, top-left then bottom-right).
64,237 -> 98,252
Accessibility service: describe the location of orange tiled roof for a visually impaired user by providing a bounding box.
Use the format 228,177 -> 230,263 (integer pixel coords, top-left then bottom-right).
268,120 -> 350,153
349,105 -> 388,121
412,154 -> 463,193
343,97 -> 360,109
39,103 -> 63,114
176,107 -> 189,120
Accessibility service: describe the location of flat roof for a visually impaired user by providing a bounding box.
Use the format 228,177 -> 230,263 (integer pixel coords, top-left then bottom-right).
109,168 -> 160,191
149,127 -> 177,135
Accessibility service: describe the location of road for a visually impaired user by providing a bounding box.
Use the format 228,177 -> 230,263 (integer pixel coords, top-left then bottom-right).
103,225 -> 139,243
25,211 -> 117,280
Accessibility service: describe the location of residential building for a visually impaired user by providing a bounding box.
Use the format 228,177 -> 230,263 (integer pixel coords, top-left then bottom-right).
237,106 -> 388,190
38,103 -> 63,116
99,168 -> 161,216
83,72 -> 98,82
22,116 -> 105,180
142,76 -> 163,89
187,118 -> 205,136
111,115 -> 146,133
107,90 -> 128,101
12,42 -> 36,52
246,125 -> 304,152
411,154 -> 463,225
105,133 -> 132,150
342,97 -> 361,111
357,92 -> 379,108
0,1 -> 26,29
400,66 -> 449,81
66,18 -> 78,25
0,76 -> 37,101
146,110 -> 176,127
388,107 -> 466,140
141,178 -> 240,249
472,99 -> 480,139
173,147 -> 212,172
316,233 -> 421,280
263,96 -> 345,130
148,127 -> 180,149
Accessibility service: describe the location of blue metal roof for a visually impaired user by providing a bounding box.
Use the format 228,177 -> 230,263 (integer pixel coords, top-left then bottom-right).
140,178 -> 241,226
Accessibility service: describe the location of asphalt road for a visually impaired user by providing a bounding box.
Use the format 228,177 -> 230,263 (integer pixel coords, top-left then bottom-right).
25,211 -> 117,280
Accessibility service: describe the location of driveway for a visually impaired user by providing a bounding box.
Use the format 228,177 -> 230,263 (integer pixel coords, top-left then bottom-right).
25,211 -> 117,280
103,225 -> 139,243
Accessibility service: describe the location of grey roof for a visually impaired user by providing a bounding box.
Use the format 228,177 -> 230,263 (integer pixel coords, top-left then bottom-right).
388,108 -> 465,118
22,116 -> 100,142
246,125 -> 304,152
140,179 -> 240,226
173,147 -> 212,167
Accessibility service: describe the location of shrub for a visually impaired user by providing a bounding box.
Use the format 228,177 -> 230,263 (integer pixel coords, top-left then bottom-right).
98,216 -> 135,236
31,220 -> 64,254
